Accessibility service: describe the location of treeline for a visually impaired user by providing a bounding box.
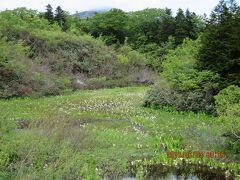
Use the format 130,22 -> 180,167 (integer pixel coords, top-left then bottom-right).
41,5 -> 206,71
144,0 -> 240,114
81,8 -> 203,46
43,5 -> 68,31
43,5 -> 203,46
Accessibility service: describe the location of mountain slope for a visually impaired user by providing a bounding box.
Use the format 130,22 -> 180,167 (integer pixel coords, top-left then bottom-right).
76,8 -> 111,19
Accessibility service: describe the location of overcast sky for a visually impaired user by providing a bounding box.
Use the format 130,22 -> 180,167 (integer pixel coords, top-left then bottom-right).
1,0 -> 240,15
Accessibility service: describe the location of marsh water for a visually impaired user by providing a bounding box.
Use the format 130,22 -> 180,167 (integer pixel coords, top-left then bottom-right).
104,164 -> 233,180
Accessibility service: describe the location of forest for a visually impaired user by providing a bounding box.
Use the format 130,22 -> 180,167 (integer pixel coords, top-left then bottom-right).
0,0 -> 240,179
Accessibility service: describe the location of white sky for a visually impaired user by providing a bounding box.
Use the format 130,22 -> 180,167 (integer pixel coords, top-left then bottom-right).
1,0 -> 240,15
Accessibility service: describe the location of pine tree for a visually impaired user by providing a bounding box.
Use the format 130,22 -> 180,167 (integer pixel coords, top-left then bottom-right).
198,0 -> 240,87
54,6 -> 68,31
185,9 -> 196,39
44,4 -> 54,24
174,9 -> 188,45
159,9 -> 175,43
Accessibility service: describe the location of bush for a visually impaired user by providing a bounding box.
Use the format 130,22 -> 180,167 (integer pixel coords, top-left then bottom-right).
144,78 -> 216,114
0,35 -> 75,98
0,38 -> 30,97
215,85 -> 240,154
143,79 -> 174,108
116,45 -> 147,66
139,36 -> 176,71
0,8 -> 60,41
215,85 -> 240,116
0,19 -> 116,98
113,45 -> 156,85
224,103 -> 240,154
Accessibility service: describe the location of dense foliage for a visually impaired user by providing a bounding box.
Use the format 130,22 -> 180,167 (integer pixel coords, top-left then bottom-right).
83,9 -> 128,46
144,39 -> 220,114
83,8 -> 203,47
198,0 -> 240,87
145,0 -> 240,113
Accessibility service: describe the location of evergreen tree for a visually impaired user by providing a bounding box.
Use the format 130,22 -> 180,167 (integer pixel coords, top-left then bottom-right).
159,9 -> 176,43
174,9 -> 188,45
185,9 -> 196,39
44,4 -> 54,24
164,8 -> 172,16
54,6 -> 68,31
198,0 -> 240,87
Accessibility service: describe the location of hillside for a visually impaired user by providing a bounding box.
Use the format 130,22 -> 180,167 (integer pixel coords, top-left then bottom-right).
0,8 -> 155,98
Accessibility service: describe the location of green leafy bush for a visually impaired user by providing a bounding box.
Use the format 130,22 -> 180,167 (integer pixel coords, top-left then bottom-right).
215,85 -> 240,116
144,78 -> 217,114
0,38 -> 30,97
224,103 -> 240,153
215,85 -> 240,154
117,45 -> 147,66
0,8 -> 60,41
111,45 -> 157,85
139,36 -> 176,71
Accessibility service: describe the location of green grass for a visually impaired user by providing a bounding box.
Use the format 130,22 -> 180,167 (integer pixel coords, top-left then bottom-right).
0,86 -> 239,179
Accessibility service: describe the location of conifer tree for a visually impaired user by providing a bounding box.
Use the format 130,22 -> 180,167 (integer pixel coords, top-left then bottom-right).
174,9 -> 188,45
44,4 -> 54,24
198,0 -> 240,86
55,6 -> 68,31
185,9 -> 196,39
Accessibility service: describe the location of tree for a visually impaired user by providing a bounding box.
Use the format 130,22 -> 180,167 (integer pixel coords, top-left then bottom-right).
127,8 -> 170,48
158,9 -> 176,43
198,0 -> 240,87
185,9 -> 196,39
44,4 -> 54,24
174,9 -> 188,45
54,6 -> 68,31
86,9 -> 128,46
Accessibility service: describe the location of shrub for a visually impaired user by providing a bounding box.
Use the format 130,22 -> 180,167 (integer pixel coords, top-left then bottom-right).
224,103 -> 240,154
144,78 -> 216,114
143,79 -> 175,108
117,45 -> 147,66
113,45 -> 156,85
26,30 -> 118,77
139,36 -> 176,71
215,85 -> 240,116
0,38 -> 29,97
0,8 -> 60,41
215,85 -> 240,154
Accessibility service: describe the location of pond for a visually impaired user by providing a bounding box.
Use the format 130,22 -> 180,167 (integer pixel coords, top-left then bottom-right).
104,164 -> 234,180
